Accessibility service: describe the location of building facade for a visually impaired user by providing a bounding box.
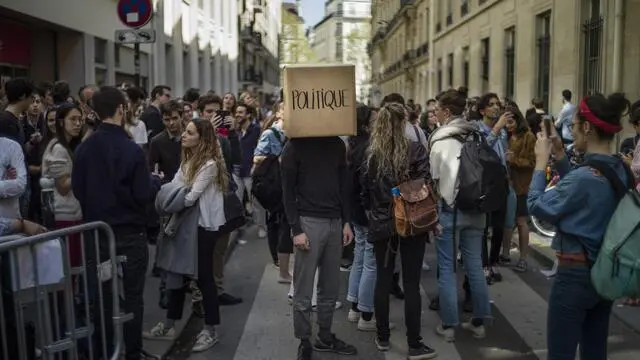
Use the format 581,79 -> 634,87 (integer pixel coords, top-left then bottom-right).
0,0 -> 240,97
309,0 -> 373,102
238,0 -> 281,103
370,0 -> 640,124
369,0 -> 430,106
280,1 -> 314,71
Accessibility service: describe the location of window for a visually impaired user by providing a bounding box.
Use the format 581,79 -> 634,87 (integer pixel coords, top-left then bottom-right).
479,0 -> 487,4
504,27 -> 516,99
437,58 -> 443,92
536,11 -> 551,109
481,37 -> 490,93
446,0 -> 453,25
436,22 -> 441,33
462,46 -> 470,89
582,0 -> 603,95
447,53 -> 454,87
94,38 -> 107,64
114,44 -> 120,68
461,0 -> 469,16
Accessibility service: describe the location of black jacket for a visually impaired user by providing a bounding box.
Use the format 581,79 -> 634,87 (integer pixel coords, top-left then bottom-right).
360,141 -> 431,241
347,135 -> 370,227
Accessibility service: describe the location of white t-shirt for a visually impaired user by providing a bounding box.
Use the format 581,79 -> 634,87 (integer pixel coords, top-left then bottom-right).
130,120 -> 149,145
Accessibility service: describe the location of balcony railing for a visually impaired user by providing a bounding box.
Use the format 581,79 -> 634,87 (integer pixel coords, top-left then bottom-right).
239,66 -> 256,83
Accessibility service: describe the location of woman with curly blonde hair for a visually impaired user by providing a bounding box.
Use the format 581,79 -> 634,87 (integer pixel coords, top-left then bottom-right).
144,118 -> 227,352
361,102 -> 437,358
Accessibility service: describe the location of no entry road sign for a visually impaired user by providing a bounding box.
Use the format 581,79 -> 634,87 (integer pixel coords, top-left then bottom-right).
117,0 -> 153,29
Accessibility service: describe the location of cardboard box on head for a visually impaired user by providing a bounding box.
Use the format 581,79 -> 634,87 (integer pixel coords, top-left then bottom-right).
283,64 -> 357,138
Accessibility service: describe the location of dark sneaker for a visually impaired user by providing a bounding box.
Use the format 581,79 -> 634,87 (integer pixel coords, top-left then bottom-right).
408,343 -> 438,360
390,285 -> 405,300
297,340 -> 312,360
313,334 -> 357,355
490,267 -> 503,282
498,255 -> 511,266
428,297 -> 439,311
375,337 -> 390,351
219,293 -> 243,306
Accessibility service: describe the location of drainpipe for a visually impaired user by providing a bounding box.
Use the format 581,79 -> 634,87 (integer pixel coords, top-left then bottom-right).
612,0 -> 624,150
427,0 -> 434,98
611,0 -> 624,92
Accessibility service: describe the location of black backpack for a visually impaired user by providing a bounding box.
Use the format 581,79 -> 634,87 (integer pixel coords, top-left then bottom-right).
251,129 -> 284,212
454,130 -> 507,213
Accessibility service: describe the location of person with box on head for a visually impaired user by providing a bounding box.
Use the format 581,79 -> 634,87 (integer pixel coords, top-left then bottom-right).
281,134 -> 357,360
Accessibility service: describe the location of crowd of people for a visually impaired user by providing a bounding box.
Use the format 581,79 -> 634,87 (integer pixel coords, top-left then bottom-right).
1,77 -> 640,360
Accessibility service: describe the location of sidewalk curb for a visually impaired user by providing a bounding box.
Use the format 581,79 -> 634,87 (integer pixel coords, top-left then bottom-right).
525,232 -> 640,335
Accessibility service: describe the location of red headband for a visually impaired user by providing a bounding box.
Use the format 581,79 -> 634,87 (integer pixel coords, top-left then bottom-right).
579,97 -> 622,134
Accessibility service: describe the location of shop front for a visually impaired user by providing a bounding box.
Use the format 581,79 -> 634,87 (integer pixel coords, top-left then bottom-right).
0,20 -> 31,87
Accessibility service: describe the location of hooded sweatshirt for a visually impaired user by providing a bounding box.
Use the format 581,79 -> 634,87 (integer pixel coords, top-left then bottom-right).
428,117 -> 477,207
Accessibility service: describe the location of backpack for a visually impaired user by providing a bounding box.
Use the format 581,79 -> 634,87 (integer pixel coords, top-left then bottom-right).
251,129 -> 284,212
582,159 -> 640,300
454,131 -> 507,213
392,178 -> 439,237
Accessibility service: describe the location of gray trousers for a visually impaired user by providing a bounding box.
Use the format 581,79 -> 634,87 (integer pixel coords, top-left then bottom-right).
293,216 -> 343,340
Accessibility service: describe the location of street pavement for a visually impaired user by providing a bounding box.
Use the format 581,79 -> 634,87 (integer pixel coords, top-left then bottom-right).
142,227 -> 640,360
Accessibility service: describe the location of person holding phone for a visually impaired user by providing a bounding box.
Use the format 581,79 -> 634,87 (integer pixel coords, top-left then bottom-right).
475,93 -> 515,282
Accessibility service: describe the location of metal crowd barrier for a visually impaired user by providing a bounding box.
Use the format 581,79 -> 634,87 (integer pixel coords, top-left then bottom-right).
0,221 -> 130,360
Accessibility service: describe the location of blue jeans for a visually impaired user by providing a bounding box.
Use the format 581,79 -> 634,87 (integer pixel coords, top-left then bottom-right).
346,224 -> 376,312
436,204 -> 491,326
547,265 -> 612,360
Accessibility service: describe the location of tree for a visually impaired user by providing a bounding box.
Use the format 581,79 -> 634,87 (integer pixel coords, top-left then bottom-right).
280,9 -> 315,65
345,26 -> 372,102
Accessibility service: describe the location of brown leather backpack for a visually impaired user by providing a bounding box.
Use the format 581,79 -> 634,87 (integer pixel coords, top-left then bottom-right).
392,178 -> 438,237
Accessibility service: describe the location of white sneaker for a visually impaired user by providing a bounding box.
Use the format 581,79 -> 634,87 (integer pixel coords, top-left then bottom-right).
258,227 -> 267,238
461,321 -> 486,339
347,309 -> 360,322
357,318 -> 377,331
357,318 -> 396,332
435,324 -> 455,342
142,322 -> 176,340
192,329 -> 219,352
422,261 -> 431,271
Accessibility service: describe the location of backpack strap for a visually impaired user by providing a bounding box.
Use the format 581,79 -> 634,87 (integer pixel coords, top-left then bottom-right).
411,125 -> 422,143
579,159 -> 631,200
269,128 -> 283,143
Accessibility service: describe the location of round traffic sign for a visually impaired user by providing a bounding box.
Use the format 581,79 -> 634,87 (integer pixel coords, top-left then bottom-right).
117,0 -> 153,29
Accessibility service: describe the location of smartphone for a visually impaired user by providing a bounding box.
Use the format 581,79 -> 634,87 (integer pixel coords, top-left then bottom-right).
215,110 -> 231,128
542,115 -> 552,137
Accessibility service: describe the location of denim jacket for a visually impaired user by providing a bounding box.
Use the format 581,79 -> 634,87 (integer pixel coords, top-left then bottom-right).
476,120 -> 508,167
527,154 -> 630,262
254,123 -> 285,157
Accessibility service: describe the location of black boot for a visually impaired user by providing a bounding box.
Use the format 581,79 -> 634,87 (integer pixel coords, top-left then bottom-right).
390,272 -> 405,300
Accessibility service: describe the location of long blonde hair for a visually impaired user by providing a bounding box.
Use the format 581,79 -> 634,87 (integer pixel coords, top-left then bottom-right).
181,118 -> 229,191
366,102 -> 410,182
